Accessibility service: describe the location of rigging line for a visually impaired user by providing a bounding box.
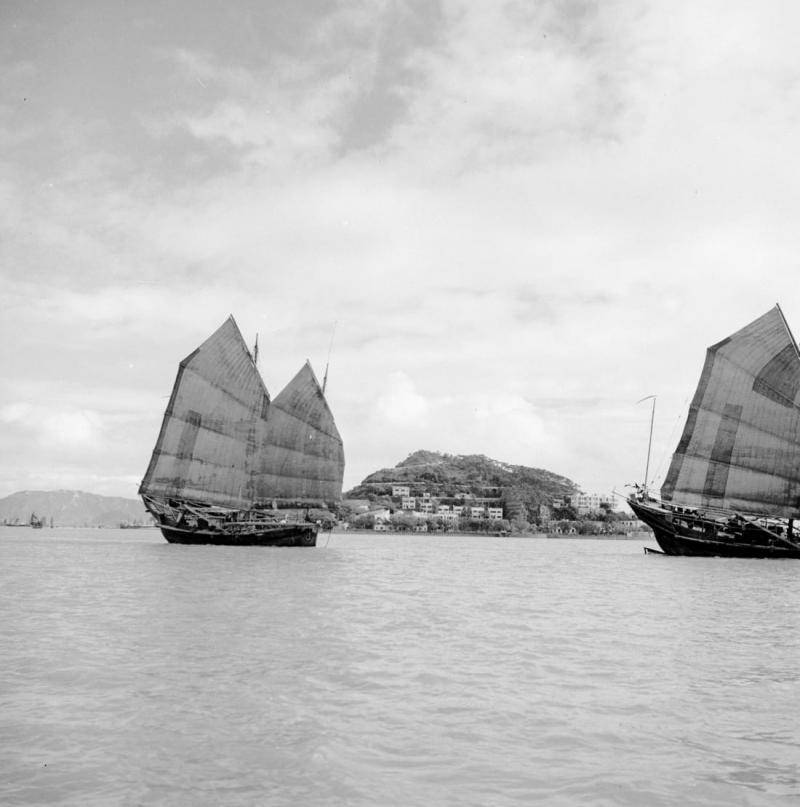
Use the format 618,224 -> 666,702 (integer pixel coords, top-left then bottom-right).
630,491 -> 790,522
636,395 -> 656,490
651,396 -> 690,485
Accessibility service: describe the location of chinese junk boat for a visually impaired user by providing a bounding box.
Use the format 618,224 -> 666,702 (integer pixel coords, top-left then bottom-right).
139,317 -> 344,547
629,304 -> 800,558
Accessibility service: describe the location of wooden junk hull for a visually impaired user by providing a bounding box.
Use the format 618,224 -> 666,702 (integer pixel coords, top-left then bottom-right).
142,496 -> 319,547
138,317 -> 344,548
629,498 -> 800,559
158,523 -> 318,547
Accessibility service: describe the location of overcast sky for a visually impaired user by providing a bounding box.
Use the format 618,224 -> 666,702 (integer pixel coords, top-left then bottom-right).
3,0 -> 800,502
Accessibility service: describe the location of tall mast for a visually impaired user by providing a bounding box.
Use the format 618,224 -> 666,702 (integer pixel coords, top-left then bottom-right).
637,395 -> 656,492
322,321 -> 337,395
253,333 -> 259,367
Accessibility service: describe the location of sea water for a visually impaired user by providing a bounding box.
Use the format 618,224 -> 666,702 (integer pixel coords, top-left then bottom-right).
1,528 -> 798,806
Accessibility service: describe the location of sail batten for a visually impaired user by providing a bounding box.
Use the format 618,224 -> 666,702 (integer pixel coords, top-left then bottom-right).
661,306 -> 800,517
249,362 -> 344,503
140,317 -> 344,512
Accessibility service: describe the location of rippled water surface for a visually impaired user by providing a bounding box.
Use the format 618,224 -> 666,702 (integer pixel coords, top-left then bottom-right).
2,528 -> 799,806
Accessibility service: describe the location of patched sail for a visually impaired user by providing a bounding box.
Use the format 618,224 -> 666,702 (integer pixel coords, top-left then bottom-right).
139,317 -> 269,509
661,305 -> 800,517
249,362 -> 345,505
140,318 -> 344,511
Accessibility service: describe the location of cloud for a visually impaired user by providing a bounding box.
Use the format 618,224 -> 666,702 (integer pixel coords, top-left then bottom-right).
375,371 -> 430,424
158,3 -> 397,167
0,403 -> 104,451
377,1 -> 645,173
6,0 -> 800,502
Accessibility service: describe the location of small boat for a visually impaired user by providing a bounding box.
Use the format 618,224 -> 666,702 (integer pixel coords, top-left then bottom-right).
139,317 -> 344,546
29,513 -> 44,529
629,305 -> 800,558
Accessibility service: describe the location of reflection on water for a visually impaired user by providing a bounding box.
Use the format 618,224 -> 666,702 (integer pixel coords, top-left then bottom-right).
1,529 -> 799,806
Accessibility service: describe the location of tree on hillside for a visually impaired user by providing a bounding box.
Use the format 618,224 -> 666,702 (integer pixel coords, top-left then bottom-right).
502,488 -> 529,528
353,513 -> 375,529
344,451 -> 578,518
552,504 -> 578,520
391,512 -> 418,531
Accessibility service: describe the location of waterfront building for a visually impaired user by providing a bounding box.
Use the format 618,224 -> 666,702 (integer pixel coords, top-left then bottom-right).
569,493 -> 616,515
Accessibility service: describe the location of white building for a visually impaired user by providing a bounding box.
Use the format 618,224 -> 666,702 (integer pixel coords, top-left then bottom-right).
487,507 -> 503,521
570,493 -> 616,515
401,497 -> 416,510
392,485 -> 410,498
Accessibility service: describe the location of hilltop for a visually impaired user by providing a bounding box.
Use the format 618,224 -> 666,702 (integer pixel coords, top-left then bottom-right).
345,450 -> 578,520
0,490 -> 151,528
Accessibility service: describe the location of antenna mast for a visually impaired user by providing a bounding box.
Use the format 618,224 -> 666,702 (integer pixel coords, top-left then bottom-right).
253,333 -> 259,367
322,321 -> 338,395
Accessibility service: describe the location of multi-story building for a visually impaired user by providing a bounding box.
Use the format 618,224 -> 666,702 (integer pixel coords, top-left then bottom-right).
392,485 -> 410,498
470,506 -> 485,519
401,497 -> 416,510
569,493 -> 616,515
487,507 -> 503,521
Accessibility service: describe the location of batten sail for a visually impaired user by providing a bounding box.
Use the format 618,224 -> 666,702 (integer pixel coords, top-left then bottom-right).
250,362 -> 345,505
661,305 -> 800,517
139,317 -> 268,509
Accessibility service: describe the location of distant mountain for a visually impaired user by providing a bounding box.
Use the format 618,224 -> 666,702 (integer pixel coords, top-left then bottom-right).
0,490 -> 152,528
345,450 -> 579,521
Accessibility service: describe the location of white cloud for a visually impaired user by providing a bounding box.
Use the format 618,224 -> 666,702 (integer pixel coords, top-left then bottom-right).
6,0 -> 800,501
375,371 -> 429,425
40,410 -> 103,450
1,403 -> 103,451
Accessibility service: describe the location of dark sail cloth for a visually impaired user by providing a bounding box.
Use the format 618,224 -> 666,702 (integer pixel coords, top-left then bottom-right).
140,317 -> 344,511
662,305 -> 800,517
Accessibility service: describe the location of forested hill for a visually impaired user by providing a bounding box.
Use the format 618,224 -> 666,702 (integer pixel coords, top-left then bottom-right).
0,490 -> 151,527
345,450 -> 578,513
